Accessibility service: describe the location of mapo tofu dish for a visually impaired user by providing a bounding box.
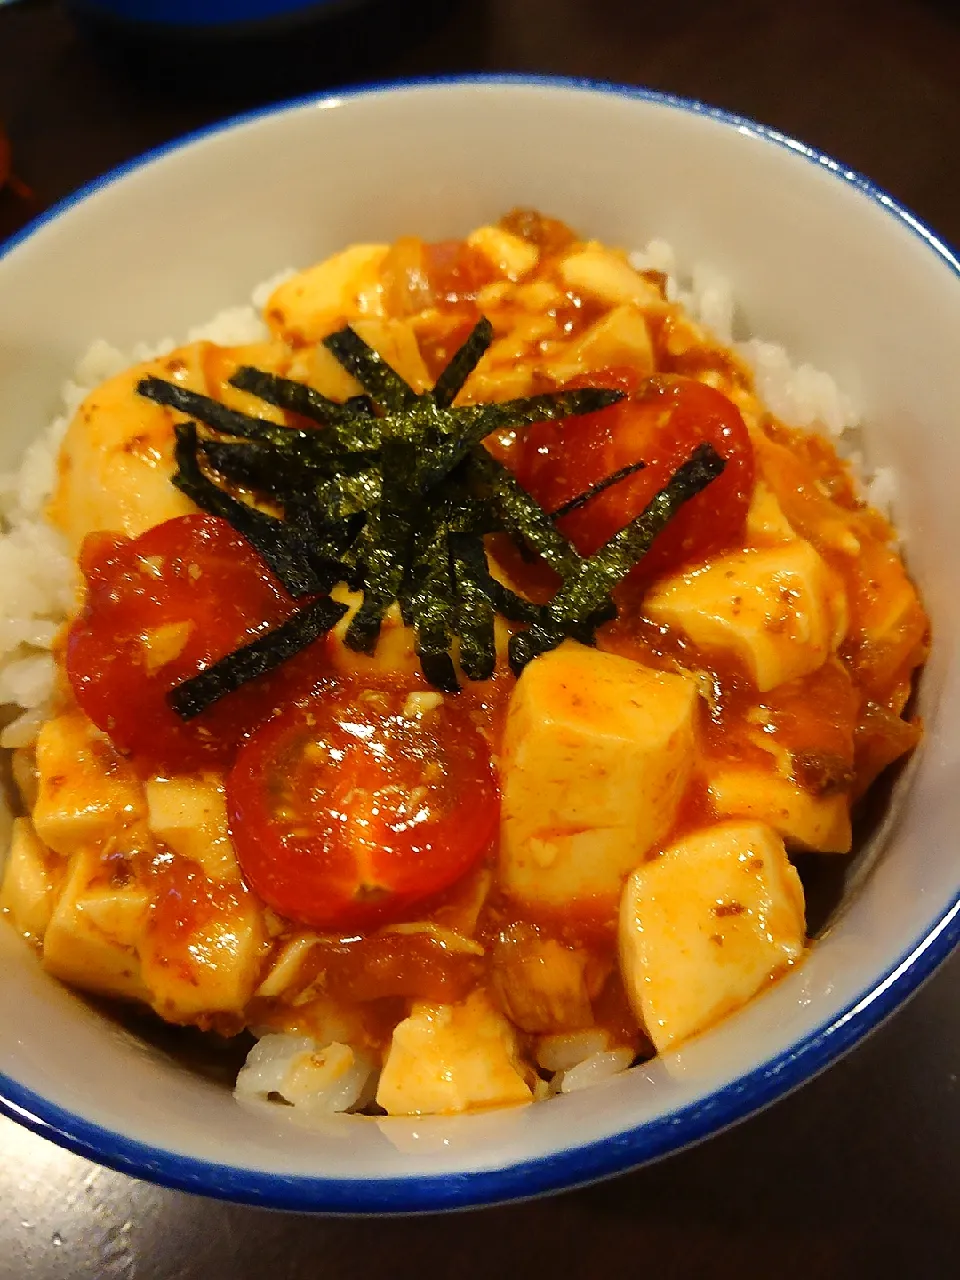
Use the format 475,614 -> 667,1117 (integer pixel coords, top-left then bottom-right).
0,211 -> 928,1117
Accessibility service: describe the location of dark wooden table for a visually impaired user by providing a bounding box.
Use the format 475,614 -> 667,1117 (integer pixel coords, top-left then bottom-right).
2,1 -> 959,1275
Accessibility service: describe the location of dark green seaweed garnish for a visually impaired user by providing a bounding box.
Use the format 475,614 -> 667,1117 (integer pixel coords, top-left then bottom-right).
140,317 -> 725,713
229,366 -> 378,448
431,316 -> 493,409
550,459 -> 648,519
139,377 -> 310,451
449,532 -> 499,682
468,450 -> 583,579
552,442 -> 725,620
168,596 -> 348,720
507,442 -> 725,673
322,327 -> 420,412
196,437 -> 317,501
171,423 -> 326,598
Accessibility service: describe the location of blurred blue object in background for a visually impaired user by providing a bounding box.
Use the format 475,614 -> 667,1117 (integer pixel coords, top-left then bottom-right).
65,0 -> 465,98
68,0 -> 370,27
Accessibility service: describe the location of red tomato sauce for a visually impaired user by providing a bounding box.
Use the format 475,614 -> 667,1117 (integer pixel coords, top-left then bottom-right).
56,217 -> 929,1038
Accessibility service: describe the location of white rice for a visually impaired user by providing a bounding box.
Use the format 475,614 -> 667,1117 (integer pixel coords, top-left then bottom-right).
185,305 -> 269,347
0,246 -> 890,1112
235,1033 -> 377,1117
0,287 -> 276,749
738,338 -> 859,438
532,1029 -> 638,1098
0,427 -> 73,749
536,1028 -> 613,1073
559,1048 -> 636,1094
865,465 -> 898,517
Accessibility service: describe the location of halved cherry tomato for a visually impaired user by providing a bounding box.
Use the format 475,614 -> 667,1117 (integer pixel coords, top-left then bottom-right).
227,685 -> 499,931
66,514 -> 323,772
516,371 -> 755,586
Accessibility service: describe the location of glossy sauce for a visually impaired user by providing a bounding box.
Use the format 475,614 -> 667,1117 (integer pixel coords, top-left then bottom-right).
30,211 -> 929,1069
150,224 -> 925,1039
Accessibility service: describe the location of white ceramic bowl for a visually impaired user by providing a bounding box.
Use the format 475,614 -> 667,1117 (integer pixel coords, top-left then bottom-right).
1,76 -> 958,1213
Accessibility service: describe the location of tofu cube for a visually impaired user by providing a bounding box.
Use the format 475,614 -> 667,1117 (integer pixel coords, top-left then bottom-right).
376,991 -> 532,1115
327,588 -> 510,685
32,712 -> 146,857
559,245 -> 665,308
145,774 -> 241,883
42,848 -> 150,1002
547,304 -> 654,383
745,480 -> 796,545
287,340 -> 364,403
707,767 -> 852,853
644,541 -> 848,692
204,341 -> 291,424
619,821 -> 806,1052
49,354 -> 198,549
265,244 -> 389,346
513,279 -> 564,312
466,225 -> 539,279
0,818 -> 59,940
139,879 -> 268,1021
327,590 -> 423,683
500,643 -> 700,908
349,317 -> 431,393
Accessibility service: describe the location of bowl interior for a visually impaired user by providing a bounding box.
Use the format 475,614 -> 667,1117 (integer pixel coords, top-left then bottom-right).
1,79 -> 958,1209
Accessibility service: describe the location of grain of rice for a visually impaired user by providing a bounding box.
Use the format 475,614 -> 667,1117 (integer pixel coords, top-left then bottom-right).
1,704 -> 51,750
235,1032 -> 377,1116
186,305 -> 268,346
691,263 -> 735,344
866,466 -> 898,520
628,238 -> 679,300
737,338 -> 858,436
0,652 -> 56,708
536,1029 -> 612,1073
559,1048 -> 635,1094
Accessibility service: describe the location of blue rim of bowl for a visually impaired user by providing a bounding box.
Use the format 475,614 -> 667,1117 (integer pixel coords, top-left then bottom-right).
67,0 -> 359,27
1,73 -> 958,1214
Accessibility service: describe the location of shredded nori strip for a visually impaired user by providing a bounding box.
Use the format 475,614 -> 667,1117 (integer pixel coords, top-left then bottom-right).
508,442 -> 726,673
139,377 -> 309,450
470,451 -> 583,579
452,387 -> 623,435
197,437 -> 315,500
322,327 -> 420,412
342,436 -> 414,653
141,314 -> 725,710
167,596 -> 347,720
229,366 -> 378,449
172,423 -> 322,598
550,459 -> 648,519
313,464 -> 383,522
431,316 -> 494,409
402,507 -> 459,693
449,532 -> 499,681
552,442 -> 725,620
